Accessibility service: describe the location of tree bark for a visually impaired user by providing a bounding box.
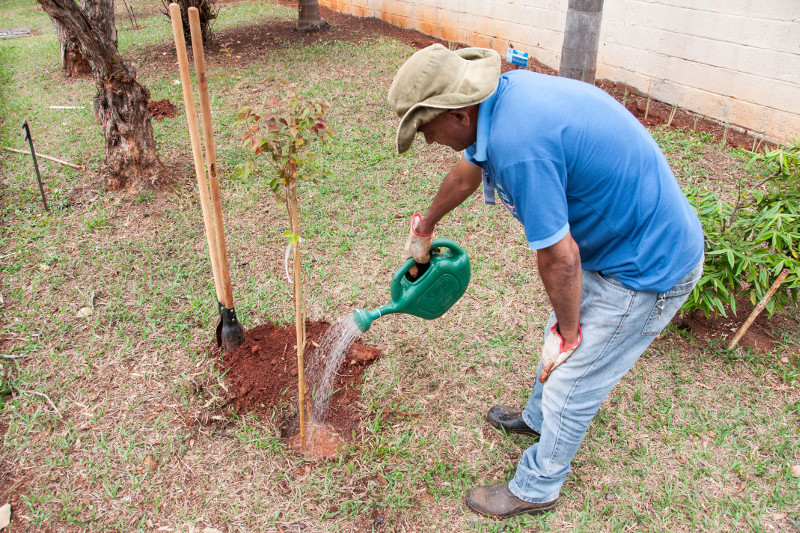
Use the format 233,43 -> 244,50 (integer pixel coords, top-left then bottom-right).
38,0 -> 172,192
49,13 -> 90,76
297,0 -> 329,32
49,0 -> 115,77
84,0 -> 117,48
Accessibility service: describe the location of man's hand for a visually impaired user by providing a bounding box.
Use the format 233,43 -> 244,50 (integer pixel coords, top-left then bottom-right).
404,213 -> 434,264
539,322 -> 582,383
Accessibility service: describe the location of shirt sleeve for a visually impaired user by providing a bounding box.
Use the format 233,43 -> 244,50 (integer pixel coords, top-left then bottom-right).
497,158 -> 570,249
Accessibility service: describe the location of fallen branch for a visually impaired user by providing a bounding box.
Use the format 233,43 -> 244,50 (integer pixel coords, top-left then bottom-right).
3,146 -> 85,171
727,269 -> 790,350
1,353 -> 31,360
17,388 -> 62,418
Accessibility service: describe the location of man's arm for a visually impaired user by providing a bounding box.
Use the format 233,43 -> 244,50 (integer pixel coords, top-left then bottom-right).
537,232 -> 582,344
416,157 -> 483,234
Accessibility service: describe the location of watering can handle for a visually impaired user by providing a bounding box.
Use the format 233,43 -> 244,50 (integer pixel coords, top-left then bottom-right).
429,238 -> 467,258
397,238 -> 468,281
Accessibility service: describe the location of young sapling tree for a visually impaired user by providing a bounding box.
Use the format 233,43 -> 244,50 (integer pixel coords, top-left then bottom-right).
237,78 -> 334,448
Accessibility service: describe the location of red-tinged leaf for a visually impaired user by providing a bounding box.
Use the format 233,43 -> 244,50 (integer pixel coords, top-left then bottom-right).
249,124 -> 259,133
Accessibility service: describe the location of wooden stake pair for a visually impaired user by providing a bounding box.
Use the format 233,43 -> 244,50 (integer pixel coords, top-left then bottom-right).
169,4 -> 244,352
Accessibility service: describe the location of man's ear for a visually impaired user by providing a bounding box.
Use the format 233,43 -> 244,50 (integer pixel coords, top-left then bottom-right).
449,107 -> 473,126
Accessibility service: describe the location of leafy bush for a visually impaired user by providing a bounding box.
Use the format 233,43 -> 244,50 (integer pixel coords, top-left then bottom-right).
683,139 -> 800,317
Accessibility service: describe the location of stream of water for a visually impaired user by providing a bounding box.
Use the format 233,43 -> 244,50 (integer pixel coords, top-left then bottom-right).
306,313 -> 363,424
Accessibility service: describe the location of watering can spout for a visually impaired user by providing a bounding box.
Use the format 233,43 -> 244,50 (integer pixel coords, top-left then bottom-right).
353,308 -> 382,333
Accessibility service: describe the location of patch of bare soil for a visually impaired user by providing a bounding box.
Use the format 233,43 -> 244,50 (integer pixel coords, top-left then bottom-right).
217,319 -> 381,442
146,98 -> 176,120
676,297 -> 798,353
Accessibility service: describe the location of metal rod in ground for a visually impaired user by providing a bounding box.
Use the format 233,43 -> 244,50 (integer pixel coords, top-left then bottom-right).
21,121 -> 49,212
727,269 -> 790,350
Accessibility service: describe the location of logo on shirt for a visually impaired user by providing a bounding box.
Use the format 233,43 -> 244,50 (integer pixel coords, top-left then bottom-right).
495,184 -> 518,218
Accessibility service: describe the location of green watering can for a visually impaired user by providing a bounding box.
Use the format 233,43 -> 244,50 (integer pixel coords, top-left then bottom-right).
353,238 -> 471,333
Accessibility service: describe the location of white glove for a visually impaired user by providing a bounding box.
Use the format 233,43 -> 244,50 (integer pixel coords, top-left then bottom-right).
539,322 -> 582,383
404,213 -> 434,264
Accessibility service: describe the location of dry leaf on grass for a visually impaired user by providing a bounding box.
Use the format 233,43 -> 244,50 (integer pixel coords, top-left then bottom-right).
792,465 -> 800,477
0,503 -> 10,529
76,307 -> 93,318
143,455 -> 157,471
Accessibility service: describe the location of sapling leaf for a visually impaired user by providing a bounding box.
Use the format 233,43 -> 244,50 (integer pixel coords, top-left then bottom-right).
237,105 -> 251,119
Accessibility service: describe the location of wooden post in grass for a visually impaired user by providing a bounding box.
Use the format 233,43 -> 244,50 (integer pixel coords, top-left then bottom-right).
727,269 -> 790,350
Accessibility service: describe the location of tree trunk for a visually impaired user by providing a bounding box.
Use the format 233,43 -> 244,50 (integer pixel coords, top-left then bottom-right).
38,0 -> 172,192
49,0 -> 115,77
84,0 -> 117,48
297,0 -> 329,32
49,13 -> 90,77
559,0 -> 604,84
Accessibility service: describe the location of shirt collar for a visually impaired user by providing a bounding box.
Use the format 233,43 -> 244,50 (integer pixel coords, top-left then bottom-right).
470,89 -> 498,163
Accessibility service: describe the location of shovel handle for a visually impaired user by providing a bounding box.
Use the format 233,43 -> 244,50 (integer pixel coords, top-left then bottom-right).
188,7 -> 234,309
169,3 -> 224,303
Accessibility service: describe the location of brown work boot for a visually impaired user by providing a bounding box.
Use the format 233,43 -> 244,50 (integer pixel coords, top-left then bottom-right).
487,405 -> 540,437
466,482 -> 558,518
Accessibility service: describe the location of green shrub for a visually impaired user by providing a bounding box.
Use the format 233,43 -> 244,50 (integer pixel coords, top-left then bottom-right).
683,139 -> 800,317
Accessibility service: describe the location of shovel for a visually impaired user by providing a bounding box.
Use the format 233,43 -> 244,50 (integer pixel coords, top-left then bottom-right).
169,3 -> 245,353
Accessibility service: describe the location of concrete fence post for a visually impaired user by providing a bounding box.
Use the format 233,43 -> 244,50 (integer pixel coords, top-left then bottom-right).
559,0 -> 604,84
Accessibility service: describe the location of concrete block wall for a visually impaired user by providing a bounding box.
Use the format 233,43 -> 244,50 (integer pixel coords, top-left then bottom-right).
320,0 -> 800,144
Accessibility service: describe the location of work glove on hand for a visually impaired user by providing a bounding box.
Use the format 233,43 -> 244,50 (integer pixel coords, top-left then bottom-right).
404,213 -> 434,264
539,322 -> 582,383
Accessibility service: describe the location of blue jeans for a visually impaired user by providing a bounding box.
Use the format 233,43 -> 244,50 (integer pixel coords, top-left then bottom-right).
508,260 -> 703,503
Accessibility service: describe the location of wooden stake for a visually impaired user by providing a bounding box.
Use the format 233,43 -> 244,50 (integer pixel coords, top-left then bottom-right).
169,3 -> 225,303
727,269 -> 790,350
3,146 -> 84,170
288,180 -> 308,450
188,7 -> 234,310
667,104 -> 677,128
644,93 -> 651,120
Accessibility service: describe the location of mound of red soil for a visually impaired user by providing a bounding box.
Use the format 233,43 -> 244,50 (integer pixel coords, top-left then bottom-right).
147,98 -> 176,120
218,320 -> 381,437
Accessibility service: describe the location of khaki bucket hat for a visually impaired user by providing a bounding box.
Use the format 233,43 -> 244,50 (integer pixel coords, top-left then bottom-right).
388,44 -> 501,154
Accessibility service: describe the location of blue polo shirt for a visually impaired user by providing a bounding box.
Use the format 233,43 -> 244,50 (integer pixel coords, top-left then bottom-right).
464,71 -> 703,292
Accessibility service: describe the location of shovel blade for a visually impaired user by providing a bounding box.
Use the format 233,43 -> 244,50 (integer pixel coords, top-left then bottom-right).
216,302 -> 245,353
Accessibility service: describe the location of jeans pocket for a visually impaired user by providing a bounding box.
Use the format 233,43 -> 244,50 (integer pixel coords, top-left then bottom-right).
642,292 -> 690,336
642,259 -> 703,336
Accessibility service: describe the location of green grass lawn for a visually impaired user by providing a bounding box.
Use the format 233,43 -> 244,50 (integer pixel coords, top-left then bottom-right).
1,1 -> 798,532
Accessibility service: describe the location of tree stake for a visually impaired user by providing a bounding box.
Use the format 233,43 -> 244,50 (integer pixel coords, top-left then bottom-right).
727,269 -> 790,350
